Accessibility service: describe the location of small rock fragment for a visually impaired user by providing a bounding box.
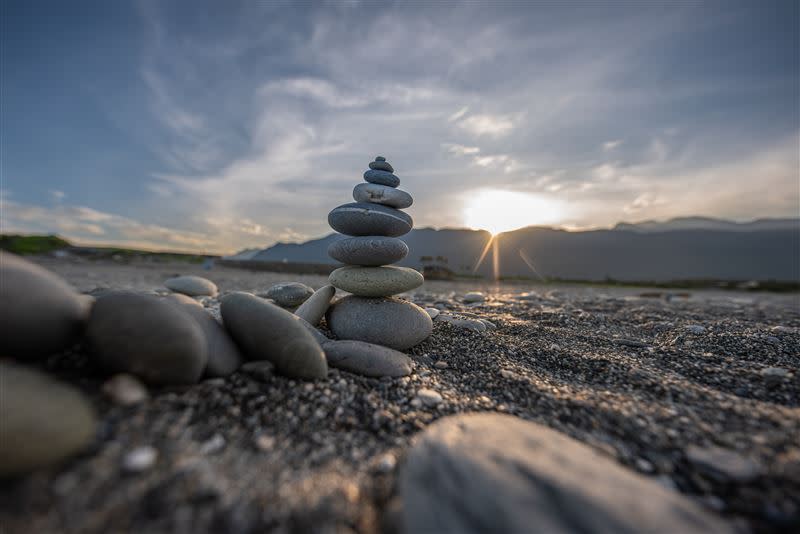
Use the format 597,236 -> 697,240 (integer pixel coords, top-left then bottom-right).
416,388 -> 443,406
463,292 -> 485,303
200,434 -> 226,455
424,307 -> 440,319
685,444 -> 760,483
102,374 -> 148,406
122,446 -> 158,473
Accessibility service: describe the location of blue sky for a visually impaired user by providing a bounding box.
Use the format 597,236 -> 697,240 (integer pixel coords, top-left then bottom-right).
2,0 -> 798,253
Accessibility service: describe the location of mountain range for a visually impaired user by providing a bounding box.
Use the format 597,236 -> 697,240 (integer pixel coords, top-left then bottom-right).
230,217 -> 800,282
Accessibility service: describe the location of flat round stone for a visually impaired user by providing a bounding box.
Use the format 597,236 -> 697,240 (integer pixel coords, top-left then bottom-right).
220,292 -> 327,380
328,202 -> 412,237
329,266 -> 424,297
0,363 -> 96,476
164,275 -> 218,297
353,183 -> 413,209
326,296 -> 432,350
322,339 -> 412,377
363,169 -> 400,188
0,251 -> 90,359
369,160 -> 394,173
328,236 -> 408,266
401,413 -> 734,534
375,156 -> 386,162
259,282 -> 314,308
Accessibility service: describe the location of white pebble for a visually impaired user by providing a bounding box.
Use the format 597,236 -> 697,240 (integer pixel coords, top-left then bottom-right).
376,453 -> 397,473
424,307 -> 440,319
123,446 -> 158,473
200,434 -> 226,455
255,434 -> 275,451
416,388 -> 443,406
102,374 -> 148,406
463,292 -> 485,303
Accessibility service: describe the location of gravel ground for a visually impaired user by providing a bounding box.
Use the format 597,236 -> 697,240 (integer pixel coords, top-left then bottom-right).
1,258 -> 798,533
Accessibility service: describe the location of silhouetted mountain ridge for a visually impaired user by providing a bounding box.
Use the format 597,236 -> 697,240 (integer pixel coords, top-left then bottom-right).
244,217 -> 799,281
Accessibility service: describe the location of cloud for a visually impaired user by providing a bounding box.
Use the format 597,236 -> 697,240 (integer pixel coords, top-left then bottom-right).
456,113 -> 518,137
624,192 -> 667,213
448,106 -> 469,122
2,199 -> 218,252
442,143 -> 481,156
49,189 -> 66,202
603,140 -> 622,151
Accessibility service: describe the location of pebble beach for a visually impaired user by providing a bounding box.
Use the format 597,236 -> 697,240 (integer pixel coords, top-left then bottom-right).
1,255 -> 798,533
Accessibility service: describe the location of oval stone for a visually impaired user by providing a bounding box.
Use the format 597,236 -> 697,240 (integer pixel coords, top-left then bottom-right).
0,251 -> 90,359
328,202 -> 413,237
328,236 -> 408,266
165,295 -> 243,378
369,160 -> 394,173
0,363 -> 96,477
329,266 -> 424,297
220,292 -> 327,380
164,275 -> 218,297
87,292 -> 208,385
326,296 -> 432,350
323,340 -> 412,377
364,169 -> 400,188
295,285 -> 336,326
259,282 -> 314,308
401,413 -> 734,534
353,183 -> 413,209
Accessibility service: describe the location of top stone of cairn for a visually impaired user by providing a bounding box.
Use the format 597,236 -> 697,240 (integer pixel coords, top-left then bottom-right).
369,157 -> 394,173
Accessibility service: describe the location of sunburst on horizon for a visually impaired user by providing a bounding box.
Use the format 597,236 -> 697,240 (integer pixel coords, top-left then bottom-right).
463,189 -> 568,236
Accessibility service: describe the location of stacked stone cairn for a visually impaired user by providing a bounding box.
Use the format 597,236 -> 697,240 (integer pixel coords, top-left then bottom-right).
325,156 -> 432,350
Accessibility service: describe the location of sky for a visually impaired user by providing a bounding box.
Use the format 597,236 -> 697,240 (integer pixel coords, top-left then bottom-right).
2,0 -> 798,254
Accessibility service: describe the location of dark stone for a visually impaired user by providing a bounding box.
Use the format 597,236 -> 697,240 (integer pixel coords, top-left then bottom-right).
364,169 -> 400,188
220,292 -> 327,380
328,202 -> 412,237
322,339 -> 412,377
87,292 -> 207,385
328,236 -> 409,266
400,413 -> 733,534
165,295 -> 243,377
369,160 -> 394,173
0,251 -> 90,359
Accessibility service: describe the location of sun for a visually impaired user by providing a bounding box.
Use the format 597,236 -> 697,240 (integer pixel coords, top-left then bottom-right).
463,189 -> 567,235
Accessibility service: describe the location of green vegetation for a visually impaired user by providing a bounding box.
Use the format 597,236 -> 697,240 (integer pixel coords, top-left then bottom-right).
0,234 -> 71,255
0,234 -> 212,263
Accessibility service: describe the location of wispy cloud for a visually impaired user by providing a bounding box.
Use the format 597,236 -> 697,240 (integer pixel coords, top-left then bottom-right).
3,200 -> 218,251
456,113 -> 519,137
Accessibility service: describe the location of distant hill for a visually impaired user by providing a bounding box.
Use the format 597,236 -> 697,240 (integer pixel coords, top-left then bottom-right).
613,217 -> 799,233
248,217 -> 800,282
0,234 -> 71,255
